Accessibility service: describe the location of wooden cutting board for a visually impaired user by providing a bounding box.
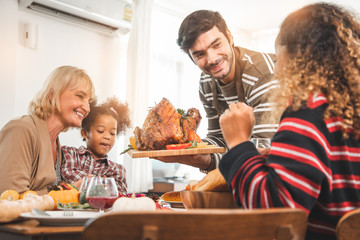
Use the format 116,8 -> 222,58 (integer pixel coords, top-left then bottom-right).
127,147 -> 225,158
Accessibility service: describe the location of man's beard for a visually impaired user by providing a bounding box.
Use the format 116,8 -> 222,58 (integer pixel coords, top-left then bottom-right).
205,50 -> 234,80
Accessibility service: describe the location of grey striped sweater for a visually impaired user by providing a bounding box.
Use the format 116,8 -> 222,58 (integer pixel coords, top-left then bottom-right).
199,46 -> 279,170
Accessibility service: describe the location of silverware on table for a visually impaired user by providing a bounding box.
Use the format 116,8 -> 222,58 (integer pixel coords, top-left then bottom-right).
63,207 -> 73,217
32,208 -> 51,217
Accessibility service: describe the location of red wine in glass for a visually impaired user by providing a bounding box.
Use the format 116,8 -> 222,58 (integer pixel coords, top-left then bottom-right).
86,196 -> 117,209
86,177 -> 119,213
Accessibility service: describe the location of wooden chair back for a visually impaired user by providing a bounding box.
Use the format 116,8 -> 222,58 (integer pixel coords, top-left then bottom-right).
336,208 -> 360,240
82,208 -> 307,240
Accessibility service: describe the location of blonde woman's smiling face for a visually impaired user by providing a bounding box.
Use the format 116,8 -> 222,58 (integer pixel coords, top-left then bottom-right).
57,81 -> 92,128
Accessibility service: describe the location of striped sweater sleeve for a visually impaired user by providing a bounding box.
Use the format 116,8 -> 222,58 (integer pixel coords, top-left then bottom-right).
219,106 -> 331,211
219,97 -> 360,239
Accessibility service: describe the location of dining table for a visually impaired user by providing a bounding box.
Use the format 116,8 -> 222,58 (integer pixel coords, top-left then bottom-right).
0,219 -> 84,240
0,192 -> 186,240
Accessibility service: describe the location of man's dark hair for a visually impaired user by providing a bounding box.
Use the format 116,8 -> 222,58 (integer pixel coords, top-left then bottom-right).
177,10 -> 229,57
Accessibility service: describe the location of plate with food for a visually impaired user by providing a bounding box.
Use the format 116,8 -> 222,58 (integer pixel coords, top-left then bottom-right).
123,98 -> 225,158
57,207 -> 96,211
161,201 -> 185,209
160,191 -> 184,209
56,202 -> 96,211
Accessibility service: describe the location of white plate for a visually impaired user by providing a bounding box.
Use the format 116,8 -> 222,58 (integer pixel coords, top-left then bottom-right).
20,211 -> 101,226
57,207 -> 97,211
161,200 -> 185,209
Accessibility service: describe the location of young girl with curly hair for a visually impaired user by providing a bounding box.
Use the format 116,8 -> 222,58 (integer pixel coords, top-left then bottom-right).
61,97 -> 131,195
218,3 -> 360,240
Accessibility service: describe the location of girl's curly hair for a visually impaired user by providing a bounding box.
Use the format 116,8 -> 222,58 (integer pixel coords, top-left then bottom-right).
82,96 -> 131,135
271,2 -> 360,138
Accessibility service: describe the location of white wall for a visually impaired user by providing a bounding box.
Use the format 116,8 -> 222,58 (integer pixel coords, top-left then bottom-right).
0,0 -> 17,127
0,0 -> 279,181
250,29 -> 279,53
232,28 -> 278,54
0,0 -> 128,162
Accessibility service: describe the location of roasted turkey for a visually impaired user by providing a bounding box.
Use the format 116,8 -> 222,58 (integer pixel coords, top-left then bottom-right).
134,98 -> 201,150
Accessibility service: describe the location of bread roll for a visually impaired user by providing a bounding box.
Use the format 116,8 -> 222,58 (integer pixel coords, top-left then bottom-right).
191,169 -> 229,192
18,199 -> 33,212
161,191 -> 182,202
0,195 -> 55,223
40,195 -> 55,210
0,203 -> 14,222
0,201 -> 22,222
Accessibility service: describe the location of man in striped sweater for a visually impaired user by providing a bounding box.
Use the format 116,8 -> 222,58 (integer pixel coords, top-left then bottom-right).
219,3 -> 360,239
154,10 -> 278,173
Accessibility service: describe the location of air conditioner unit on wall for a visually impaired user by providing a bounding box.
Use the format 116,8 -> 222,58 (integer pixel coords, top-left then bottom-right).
19,0 -> 132,36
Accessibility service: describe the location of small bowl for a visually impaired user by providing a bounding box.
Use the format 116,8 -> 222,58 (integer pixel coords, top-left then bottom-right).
180,191 -> 238,209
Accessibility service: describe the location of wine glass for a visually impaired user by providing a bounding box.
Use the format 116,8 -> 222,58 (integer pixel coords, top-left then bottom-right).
77,176 -> 94,206
250,138 -> 271,148
250,138 -> 271,155
79,176 -> 93,192
86,177 -> 118,213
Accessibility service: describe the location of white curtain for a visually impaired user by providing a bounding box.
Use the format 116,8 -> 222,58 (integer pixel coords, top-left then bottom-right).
124,0 -> 154,193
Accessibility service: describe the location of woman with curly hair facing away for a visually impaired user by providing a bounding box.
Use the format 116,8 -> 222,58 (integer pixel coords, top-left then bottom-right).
61,97 -> 131,195
218,3 -> 360,240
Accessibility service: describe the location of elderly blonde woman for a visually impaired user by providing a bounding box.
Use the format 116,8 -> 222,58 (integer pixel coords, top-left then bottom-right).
0,66 -> 95,195
219,3 -> 360,240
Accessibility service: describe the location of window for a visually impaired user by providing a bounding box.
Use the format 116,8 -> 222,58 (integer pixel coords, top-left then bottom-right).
148,7 -> 206,181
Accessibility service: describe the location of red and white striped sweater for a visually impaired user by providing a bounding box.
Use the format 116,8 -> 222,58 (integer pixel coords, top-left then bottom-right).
219,93 -> 360,240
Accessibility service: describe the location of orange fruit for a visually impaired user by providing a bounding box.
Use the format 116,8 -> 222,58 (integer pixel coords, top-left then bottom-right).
0,190 -> 20,201
20,190 -> 38,199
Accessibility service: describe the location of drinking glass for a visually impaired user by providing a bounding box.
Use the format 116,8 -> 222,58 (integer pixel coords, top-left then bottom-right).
250,138 -> 271,149
85,177 -> 118,213
79,176 -> 92,192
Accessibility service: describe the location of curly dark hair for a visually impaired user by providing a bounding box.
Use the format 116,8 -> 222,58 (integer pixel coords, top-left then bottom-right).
177,10 -> 230,57
82,96 -> 131,135
271,2 -> 360,138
